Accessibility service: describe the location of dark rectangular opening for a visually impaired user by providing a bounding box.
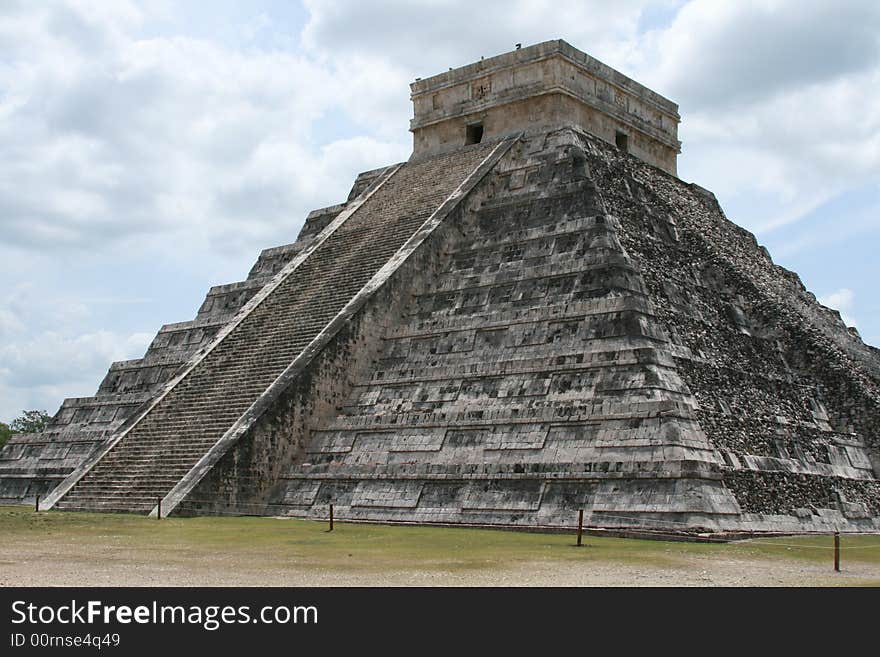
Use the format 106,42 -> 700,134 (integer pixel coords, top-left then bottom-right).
615,131 -> 629,152
466,123 -> 484,145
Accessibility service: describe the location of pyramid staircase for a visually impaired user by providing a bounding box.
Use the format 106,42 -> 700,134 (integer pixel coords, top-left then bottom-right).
45,139 -> 511,514
270,131 -> 742,528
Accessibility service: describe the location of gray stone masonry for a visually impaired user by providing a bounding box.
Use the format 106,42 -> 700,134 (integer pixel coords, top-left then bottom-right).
411,40 -> 680,174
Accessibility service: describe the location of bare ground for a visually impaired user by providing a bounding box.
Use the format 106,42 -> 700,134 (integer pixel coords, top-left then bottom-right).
2,508 -> 878,587
0,555 -> 880,586
2,547 -> 876,587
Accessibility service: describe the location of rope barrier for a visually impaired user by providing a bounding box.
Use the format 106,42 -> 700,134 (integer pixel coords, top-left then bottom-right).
152,502 -> 880,541
40,490 -> 880,549
739,540 -> 880,551
158,505 -> 880,560
163,499 -> 880,535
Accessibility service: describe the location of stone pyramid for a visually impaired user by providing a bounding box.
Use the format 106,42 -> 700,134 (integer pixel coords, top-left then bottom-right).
2,40 -> 878,533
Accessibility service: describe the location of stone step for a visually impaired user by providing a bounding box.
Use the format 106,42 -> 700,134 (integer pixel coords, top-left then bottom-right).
68,482 -> 183,492
87,462 -> 209,474
96,448 -> 215,459
56,142 -> 499,513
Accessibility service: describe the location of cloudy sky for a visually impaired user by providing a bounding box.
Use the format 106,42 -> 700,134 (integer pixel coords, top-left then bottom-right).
1,0 -> 878,422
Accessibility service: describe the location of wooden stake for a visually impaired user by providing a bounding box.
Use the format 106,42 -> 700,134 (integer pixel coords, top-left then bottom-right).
35,495 -> 40,513
329,503 -> 334,532
834,532 -> 840,572
157,497 -> 162,520
577,509 -> 584,547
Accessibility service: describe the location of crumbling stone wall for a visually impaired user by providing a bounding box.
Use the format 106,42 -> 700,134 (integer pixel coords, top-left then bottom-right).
175,199 -> 470,516
269,130 -> 743,530
262,128 -> 880,532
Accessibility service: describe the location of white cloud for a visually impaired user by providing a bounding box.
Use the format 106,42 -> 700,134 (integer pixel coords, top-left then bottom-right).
5,0 -> 875,253
0,1 -> 408,258
302,0 -> 656,68
0,1 -> 417,420
0,330 -> 153,390
0,281 -> 153,421
646,0 -> 880,109
634,0 -> 880,234
818,288 -> 858,328
300,0 -> 668,138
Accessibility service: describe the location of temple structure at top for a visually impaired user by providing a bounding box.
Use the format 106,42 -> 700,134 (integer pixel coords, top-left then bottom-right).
410,39 -> 681,175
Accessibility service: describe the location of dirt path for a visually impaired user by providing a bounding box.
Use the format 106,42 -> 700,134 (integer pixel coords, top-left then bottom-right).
2,544 -> 875,587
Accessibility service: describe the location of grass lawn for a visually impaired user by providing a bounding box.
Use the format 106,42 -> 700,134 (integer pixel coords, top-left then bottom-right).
1,505 -> 878,586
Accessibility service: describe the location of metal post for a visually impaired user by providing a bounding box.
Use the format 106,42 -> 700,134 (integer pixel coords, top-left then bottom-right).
329,503 -> 334,532
157,497 -> 162,520
834,532 -> 840,572
35,495 -> 40,513
577,509 -> 584,547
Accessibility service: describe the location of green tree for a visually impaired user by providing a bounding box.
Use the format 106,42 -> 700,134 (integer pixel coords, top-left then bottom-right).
0,421 -> 11,449
9,410 -> 51,434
